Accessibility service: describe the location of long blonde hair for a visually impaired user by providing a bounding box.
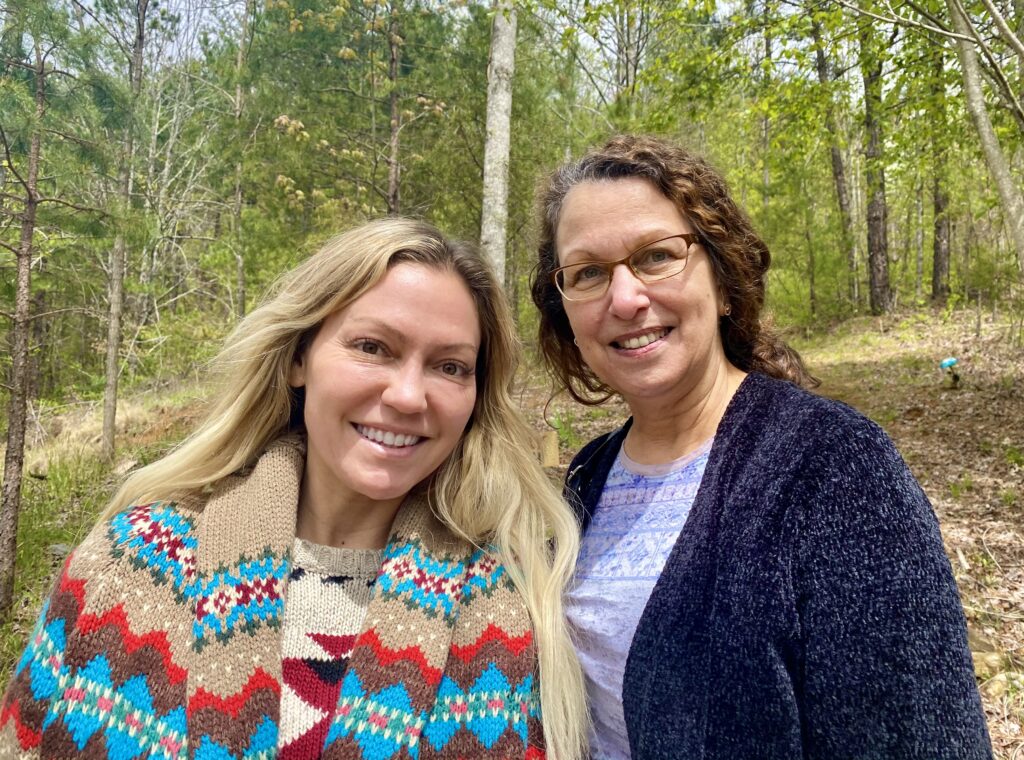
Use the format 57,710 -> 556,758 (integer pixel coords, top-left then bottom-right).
105,218 -> 588,759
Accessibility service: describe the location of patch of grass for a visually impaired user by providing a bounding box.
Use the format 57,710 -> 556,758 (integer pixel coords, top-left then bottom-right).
978,440 -> 996,456
1000,489 -> 1019,508
1,449 -> 114,685
1005,446 -> 1024,468
0,392 -> 198,686
950,473 -> 975,500
870,408 -> 900,428
550,410 -> 582,450
898,355 -> 932,374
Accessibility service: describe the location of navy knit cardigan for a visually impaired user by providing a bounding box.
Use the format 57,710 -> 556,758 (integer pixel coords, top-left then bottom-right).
565,373 -> 991,759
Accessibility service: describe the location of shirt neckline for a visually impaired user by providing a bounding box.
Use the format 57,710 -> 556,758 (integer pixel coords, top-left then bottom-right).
618,435 -> 714,477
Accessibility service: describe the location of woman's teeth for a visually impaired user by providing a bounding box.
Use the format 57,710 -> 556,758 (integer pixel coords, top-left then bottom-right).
618,329 -> 668,349
356,425 -> 422,447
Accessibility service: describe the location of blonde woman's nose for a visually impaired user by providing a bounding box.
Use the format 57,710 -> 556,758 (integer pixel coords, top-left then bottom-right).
381,362 -> 428,414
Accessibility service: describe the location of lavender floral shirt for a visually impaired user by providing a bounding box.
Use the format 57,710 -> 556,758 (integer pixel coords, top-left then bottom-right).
565,438 -> 712,759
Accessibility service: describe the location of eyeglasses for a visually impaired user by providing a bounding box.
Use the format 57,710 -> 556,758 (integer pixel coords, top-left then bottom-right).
550,233 -> 700,302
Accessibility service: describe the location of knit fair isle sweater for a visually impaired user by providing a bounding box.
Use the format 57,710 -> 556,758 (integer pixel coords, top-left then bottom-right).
278,540 -> 381,758
0,438 -> 545,759
565,373 -> 992,760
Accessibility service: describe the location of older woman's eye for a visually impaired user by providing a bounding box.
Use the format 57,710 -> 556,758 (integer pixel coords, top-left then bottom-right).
634,248 -> 678,272
565,264 -> 608,292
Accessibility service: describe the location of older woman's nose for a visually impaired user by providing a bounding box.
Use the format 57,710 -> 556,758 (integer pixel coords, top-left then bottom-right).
381,363 -> 429,414
607,264 -> 650,319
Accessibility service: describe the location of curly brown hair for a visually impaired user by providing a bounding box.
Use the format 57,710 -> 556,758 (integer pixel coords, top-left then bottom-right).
530,134 -> 817,403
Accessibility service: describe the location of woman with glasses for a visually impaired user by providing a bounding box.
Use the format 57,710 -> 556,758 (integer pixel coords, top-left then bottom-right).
531,135 -> 990,759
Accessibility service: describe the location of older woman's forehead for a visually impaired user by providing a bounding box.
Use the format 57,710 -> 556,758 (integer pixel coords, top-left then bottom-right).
554,178 -> 692,263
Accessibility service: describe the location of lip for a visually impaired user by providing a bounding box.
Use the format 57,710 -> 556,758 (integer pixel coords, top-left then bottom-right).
609,326 -> 672,351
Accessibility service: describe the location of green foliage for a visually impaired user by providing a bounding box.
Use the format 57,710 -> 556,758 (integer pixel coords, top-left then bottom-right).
550,409 -> 582,450
2,0 -> 1024,433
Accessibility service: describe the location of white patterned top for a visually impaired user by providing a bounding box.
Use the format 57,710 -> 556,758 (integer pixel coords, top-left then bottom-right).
565,437 -> 712,760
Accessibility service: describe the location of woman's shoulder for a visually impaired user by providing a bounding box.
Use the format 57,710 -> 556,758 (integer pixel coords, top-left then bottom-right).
567,420 -> 630,479
65,497 -> 205,597
728,372 -> 888,450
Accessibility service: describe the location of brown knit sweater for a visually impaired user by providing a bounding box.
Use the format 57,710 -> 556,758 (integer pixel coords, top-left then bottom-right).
1,437 -> 546,759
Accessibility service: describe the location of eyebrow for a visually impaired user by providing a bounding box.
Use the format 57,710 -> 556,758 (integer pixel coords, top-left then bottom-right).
343,316 -> 479,354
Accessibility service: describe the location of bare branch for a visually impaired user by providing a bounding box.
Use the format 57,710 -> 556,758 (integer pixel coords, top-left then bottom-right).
0,126 -> 31,193
976,0 -> 1024,62
0,57 -> 77,79
37,196 -> 110,216
948,0 -> 1024,130
901,0 -> 951,33
40,127 -> 100,148
70,0 -> 131,59
835,0 -> 974,42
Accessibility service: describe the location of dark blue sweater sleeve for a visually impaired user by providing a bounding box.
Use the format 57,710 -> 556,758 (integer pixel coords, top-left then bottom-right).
792,413 -> 991,758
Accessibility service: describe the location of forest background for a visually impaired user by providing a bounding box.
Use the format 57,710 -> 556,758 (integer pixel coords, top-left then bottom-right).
2,0 -> 1024,749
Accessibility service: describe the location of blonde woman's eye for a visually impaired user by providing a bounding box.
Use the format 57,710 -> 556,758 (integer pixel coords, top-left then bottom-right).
440,361 -> 472,377
355,339 -> 384,355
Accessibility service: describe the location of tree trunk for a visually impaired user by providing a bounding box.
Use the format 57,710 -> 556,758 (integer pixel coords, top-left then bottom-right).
915,179 -> 924,300
0,45 -> 45,619
233,0 -> 253,318
804,193 -> 817,319
101,0 -> 148,459
761,2 -> 771,222
932,173 -> 951,302
479,0 -> 516,288
858,12 -> 892,315
930,46 -> 951,303
947,0 -> 1024,272
386,2 -> 401,214
811,15 -> 858,306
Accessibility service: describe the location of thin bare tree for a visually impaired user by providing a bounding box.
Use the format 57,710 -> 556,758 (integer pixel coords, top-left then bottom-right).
480,0 -> 516,287
0,39 -> 46,618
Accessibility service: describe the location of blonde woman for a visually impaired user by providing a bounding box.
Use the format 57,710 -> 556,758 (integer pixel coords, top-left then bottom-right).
1,219 -> 587,760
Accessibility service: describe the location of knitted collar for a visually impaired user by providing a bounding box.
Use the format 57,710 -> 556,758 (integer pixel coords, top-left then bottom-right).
186,436 -> 480,756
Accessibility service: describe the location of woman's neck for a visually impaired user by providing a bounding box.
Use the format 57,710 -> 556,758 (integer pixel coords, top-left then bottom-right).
295,485 -> 402,549
624,361 -> 746,465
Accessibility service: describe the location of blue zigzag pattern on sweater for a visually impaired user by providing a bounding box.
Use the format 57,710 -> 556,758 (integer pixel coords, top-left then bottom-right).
422,665 -> 537,751
375,539 -> 467,620
108,502 -> 198,598
108,502 -> 288,648
322,664 -> 538,759
461,547 -> 511,603
15,599 -> 66,705
42,654 -> 187,758
190,549 -> 290,647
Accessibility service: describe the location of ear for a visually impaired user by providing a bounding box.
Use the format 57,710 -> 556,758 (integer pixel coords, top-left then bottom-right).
716,286 -> 731,317
288,351 -> 307,388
